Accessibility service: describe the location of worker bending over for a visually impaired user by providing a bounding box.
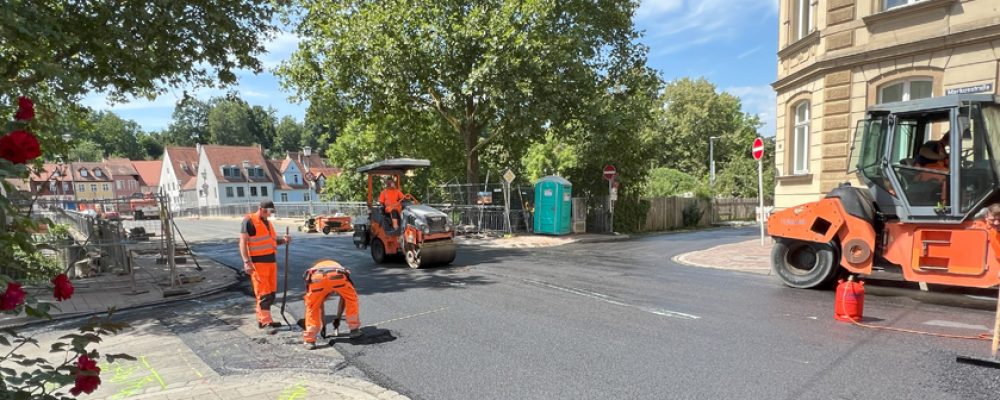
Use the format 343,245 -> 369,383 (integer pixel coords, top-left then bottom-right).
303,259 -> 362,349
379,177 -> 405,232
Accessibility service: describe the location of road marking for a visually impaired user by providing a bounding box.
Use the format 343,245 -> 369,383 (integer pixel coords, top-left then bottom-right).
520,278 -> 700,320
369,307 -> 449,327
923,320 -> 990,331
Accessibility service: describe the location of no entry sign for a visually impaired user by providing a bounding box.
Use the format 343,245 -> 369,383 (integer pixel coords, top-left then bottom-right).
752,137 -> 765,161
603,165 -> 617,181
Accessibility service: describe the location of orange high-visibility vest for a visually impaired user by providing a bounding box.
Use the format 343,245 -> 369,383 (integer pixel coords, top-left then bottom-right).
246,213 -> 277,263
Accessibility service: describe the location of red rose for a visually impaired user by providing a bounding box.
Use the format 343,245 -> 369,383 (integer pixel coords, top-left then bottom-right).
52,274 -> 74,301
69,354 -> 102,396
0,282 -> 26,310
14,96 -> 34,121
0,130 -> 42,164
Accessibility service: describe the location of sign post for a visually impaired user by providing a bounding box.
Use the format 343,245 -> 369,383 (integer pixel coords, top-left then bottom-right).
502,169 -> 516,236
603,165 -> 617,233
752,137 -> 766,246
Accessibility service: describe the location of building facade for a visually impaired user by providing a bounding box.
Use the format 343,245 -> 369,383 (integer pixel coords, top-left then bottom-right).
104,158 -> 143,200
195,145 -> 276,208
773,0 -> 1000,208
160,147 -> 199,210
71,162 -> 115,203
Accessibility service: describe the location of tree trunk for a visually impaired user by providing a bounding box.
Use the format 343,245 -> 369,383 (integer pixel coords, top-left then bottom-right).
463,127 -> 480,204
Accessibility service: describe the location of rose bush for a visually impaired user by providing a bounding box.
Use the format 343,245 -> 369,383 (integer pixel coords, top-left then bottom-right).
0,96 -> 131,398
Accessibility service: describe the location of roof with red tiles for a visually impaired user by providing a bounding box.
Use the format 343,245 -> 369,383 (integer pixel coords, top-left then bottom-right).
164,147 -> 199,188
310,167 -> 342,179
103,158 -> 139,177
131,160 -> 162,187
287,151 -> 329,171
201,145 -> 274,184
268,159 -> 309,190
70,162 -> 112,182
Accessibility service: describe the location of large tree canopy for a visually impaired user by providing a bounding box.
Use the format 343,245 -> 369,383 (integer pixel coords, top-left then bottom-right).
279,0 -> 652,189
1,1 -> 277,105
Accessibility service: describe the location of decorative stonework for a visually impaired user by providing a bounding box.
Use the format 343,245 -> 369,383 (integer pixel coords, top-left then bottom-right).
828,6 -> 855,26
828,0 -> 854,11
826,30 -> 854,51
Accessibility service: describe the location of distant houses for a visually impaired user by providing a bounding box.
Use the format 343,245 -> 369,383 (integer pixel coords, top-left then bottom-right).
4,145 -> 337,213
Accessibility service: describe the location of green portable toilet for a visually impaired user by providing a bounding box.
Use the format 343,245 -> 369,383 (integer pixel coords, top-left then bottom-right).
533,175 -> 572,235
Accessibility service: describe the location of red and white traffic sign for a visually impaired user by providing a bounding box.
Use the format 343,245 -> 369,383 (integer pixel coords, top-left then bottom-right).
603,165 -> 617,181
752,137 -> 765,161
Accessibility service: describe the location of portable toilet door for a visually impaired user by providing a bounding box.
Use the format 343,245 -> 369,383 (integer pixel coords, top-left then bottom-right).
533,175 -> 572,235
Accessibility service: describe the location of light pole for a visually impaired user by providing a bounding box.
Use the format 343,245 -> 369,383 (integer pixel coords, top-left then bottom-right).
709,136 -> 719,186
243,160 -> 251,213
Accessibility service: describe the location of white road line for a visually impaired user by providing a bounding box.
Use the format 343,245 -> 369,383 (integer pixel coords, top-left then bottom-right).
521,278 -> 701,320
369,307 -> 449,327
922,320 -> 990,331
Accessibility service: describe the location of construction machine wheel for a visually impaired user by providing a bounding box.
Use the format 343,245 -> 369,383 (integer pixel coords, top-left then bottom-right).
404,240 -> 456,269
371,238 -> 387,264
771,239 -> 840,289
323,226 -> 331,235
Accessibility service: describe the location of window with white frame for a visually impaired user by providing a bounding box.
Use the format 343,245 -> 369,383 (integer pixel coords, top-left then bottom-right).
116,180 -> 123,190
237,187 -> 245,197
102,184 -> 109,191
94,169 -> 103,177
792,101 -> 811,174
261,186 -> 268,197
78,184 -> 85,191
226,187 -> 234,197
281,193 -> 288,202
878,78 -> 932,104
49,182 -> 56,191
80,169 -> 88,177
792,0 -> 813,41
883,0 -> 926,11
304,193 -> 311,202
90,184 -> 97,192
250,186 -> 258,197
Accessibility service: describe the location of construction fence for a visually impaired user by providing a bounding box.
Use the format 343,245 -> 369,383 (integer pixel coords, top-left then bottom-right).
23,197 -> 198,295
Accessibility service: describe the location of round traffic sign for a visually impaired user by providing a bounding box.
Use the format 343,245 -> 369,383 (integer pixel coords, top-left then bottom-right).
603,165 -> 617,181
752,137 -> 765,161
305,172 -> 316,181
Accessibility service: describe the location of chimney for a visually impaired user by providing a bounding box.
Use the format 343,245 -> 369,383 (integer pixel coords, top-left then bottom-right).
196,143 -> 202,154
303,146 -> 312,157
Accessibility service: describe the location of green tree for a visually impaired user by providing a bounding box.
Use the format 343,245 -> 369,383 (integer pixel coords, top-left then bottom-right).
209,98 -> 255,146
67,140 -> 104,162
249,105 -> 277,150
165,97 -> 212,146
713,136 -> 776,201
644,167 -> 709,198
139,132 -> 165,160
649,78 -> 762,177
1,2 -> 277,105
274,116 -> 305,156
279,0 -> 652,190
84,111 -> 146,160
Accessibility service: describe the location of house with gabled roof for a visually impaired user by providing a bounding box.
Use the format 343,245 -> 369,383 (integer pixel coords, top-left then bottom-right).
104,158 -> 143,200
286,147 -> 340,199
71,162 -> 114,202
195,144 -> 275,208
131,160 -> 162,195
268,157 -> 312,202
160,147 -> 199,210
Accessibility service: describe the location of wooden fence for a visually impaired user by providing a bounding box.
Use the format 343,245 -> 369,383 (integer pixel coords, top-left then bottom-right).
642,197 -> 763,232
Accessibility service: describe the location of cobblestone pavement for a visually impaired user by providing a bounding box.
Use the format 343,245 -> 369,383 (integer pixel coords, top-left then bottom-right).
674,237 -> 774,275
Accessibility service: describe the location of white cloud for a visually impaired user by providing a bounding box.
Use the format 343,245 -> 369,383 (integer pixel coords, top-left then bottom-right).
261,30 -> 301,70
725,85 -> 777,137
636,0 -> 778,55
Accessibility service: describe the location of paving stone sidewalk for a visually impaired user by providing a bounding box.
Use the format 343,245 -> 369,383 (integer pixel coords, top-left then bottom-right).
674,238 -> 774,275
3,247 -> 409,399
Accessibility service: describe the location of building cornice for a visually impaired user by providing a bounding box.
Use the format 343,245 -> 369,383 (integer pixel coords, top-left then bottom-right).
773,23 -> 1000,92
862,0 -> 957,25
777,30 -> 821,59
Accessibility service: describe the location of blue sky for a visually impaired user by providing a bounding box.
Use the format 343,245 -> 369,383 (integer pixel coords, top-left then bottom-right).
83,0 -> 779,137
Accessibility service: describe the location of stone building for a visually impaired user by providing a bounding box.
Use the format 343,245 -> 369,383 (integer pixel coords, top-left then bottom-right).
773,0 -> 1000,208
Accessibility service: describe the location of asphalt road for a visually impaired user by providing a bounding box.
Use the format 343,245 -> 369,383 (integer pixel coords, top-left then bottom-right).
180,219 -> 1000,400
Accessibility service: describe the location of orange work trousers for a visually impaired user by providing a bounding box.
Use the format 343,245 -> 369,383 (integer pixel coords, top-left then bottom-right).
303,266 -> 360,344
250,261 -> 277,325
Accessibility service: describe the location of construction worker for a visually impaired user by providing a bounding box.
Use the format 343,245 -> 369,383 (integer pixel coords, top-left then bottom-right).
378,177 -> 405,231
303,259 -> 362,349
239,200 -> 291,329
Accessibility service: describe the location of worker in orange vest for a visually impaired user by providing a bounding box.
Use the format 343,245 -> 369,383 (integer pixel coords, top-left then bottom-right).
379,177 -> 405,231
240,200 -> 291,329
303,259 -> 362,349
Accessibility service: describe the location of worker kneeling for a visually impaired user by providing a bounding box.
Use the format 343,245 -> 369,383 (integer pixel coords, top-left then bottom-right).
303,260 -> 362,349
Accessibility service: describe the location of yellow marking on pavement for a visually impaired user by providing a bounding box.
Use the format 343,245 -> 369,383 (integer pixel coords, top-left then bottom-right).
101,356 -> 170,399
370,307 -> 448,326
141,356 -> 168,389
278,381 -> 308,400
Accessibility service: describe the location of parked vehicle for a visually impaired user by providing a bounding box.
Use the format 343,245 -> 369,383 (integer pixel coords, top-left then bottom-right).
768,94 -> 1000,289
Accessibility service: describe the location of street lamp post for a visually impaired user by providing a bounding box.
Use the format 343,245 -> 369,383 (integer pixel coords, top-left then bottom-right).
709,136 -> 719,186
243,160 -> 251,213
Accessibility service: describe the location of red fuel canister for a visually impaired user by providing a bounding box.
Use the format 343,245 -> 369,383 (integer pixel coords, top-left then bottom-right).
834,275 -> 865,323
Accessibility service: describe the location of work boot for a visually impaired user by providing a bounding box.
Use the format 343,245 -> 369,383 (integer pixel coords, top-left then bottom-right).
304,342 -> 316,350
259,321 -> 282,329
349,329 -> 363,339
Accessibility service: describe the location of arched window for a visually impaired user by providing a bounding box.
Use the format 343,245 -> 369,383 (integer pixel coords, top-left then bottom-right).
792,101 -> 810,174
878,78 -> 932,104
